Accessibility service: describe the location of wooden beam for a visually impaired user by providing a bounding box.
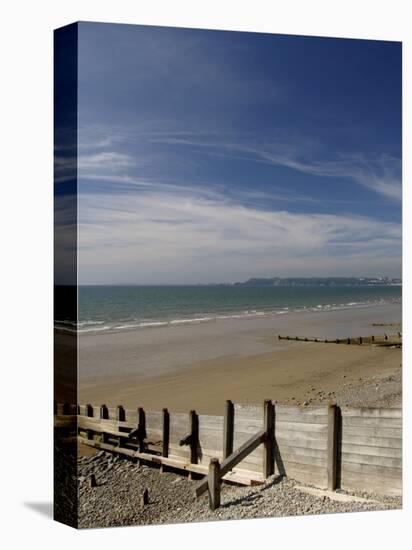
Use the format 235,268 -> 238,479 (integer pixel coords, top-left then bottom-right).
327,403 -> 338,490
223,400 -> 234,459
208,458 -> 221,510
196,429 -> 266,497
263,399 -> 274,478
78,436 -> 264,486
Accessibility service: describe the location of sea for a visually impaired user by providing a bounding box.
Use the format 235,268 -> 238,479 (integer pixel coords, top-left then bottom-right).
55,285 -> 402,334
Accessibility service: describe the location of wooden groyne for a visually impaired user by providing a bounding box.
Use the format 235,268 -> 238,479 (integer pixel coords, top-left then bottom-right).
55,400 -> 402,509
278,333 -> 402,346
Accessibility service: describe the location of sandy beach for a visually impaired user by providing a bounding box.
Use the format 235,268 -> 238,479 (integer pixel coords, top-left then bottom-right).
77,302 -> 402,414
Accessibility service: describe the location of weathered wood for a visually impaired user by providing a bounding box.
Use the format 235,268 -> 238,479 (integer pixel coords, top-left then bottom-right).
341,416 -> 401,428
223,400 -> 234,459
327,403 -> 338,491
208,458 -> 221,510
162,408 -> 170,458
263,399 -> 274,478
78,436 -> 264,486
341,443 -> 402,458
54,415 -> 77,429
196,429 -> 266,497
341,425 -> 401,439
190,410 -> 199,465
341,435 -> 402,449
341,407 -> 402,418
137,407 -> 146,452
341,452 -> 402,469
117,405 -> 126,422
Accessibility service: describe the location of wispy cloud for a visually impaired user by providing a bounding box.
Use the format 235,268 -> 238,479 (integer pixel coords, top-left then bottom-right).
146,135 -> 402,201
78,185 -> 401,284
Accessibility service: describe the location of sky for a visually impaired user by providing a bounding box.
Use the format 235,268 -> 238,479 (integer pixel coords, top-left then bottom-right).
70,22 -> 401,284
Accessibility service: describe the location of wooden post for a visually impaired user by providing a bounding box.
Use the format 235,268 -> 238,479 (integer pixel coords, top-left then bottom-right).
86,404 -> 93,440
138,407 -> 146,453
263,399 -> 274,478
117,405 -> 126,447
223,400 -> 234,459
208,458 -> 221,510
160,408 -> 170,473
117,405 -> 126,421
327,403 -> 338,491
100,404 -> 109,443
89,474 -> 97,488
189,410 -> 199,479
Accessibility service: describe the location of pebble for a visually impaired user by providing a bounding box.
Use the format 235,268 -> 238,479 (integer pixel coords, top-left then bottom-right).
74,452 -> 401,529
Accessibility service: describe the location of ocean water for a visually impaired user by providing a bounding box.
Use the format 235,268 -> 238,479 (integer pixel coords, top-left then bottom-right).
56,285 -> 402,334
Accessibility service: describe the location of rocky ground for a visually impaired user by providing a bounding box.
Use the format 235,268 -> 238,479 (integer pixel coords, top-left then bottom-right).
282,358 -> 402,409
77,451 -> 401,529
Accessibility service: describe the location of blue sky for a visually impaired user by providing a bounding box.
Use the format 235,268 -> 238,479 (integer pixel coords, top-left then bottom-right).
70,22 -> 401,284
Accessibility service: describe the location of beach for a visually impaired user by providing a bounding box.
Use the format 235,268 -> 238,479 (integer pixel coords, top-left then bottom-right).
77,302 -> 402,414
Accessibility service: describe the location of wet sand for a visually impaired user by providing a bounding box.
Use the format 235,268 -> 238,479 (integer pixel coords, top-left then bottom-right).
77,302 -> 401,414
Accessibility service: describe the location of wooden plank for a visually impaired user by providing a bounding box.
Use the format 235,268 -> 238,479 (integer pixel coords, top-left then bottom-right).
277,444 -> 328,461
341,452 -> 402,470
276,435 -> 328,451
78,437 -> 263,486
275,421 -> 328,434
234,404 -> 262,419
275,414 -> 329,425
341,426 -> 402,439
277,450 -> 327,467
340,461 -> 402,478
342,417 -> 401,428
340,471 -> 402,496
341,434 -> 402,449
342,408 -> 402,418
278,461 -> 328,488
341,443 -> 402,459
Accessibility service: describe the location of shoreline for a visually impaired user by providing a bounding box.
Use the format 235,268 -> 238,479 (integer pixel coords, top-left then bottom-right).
77,302 -> 402,414
59,297 -> 401,335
